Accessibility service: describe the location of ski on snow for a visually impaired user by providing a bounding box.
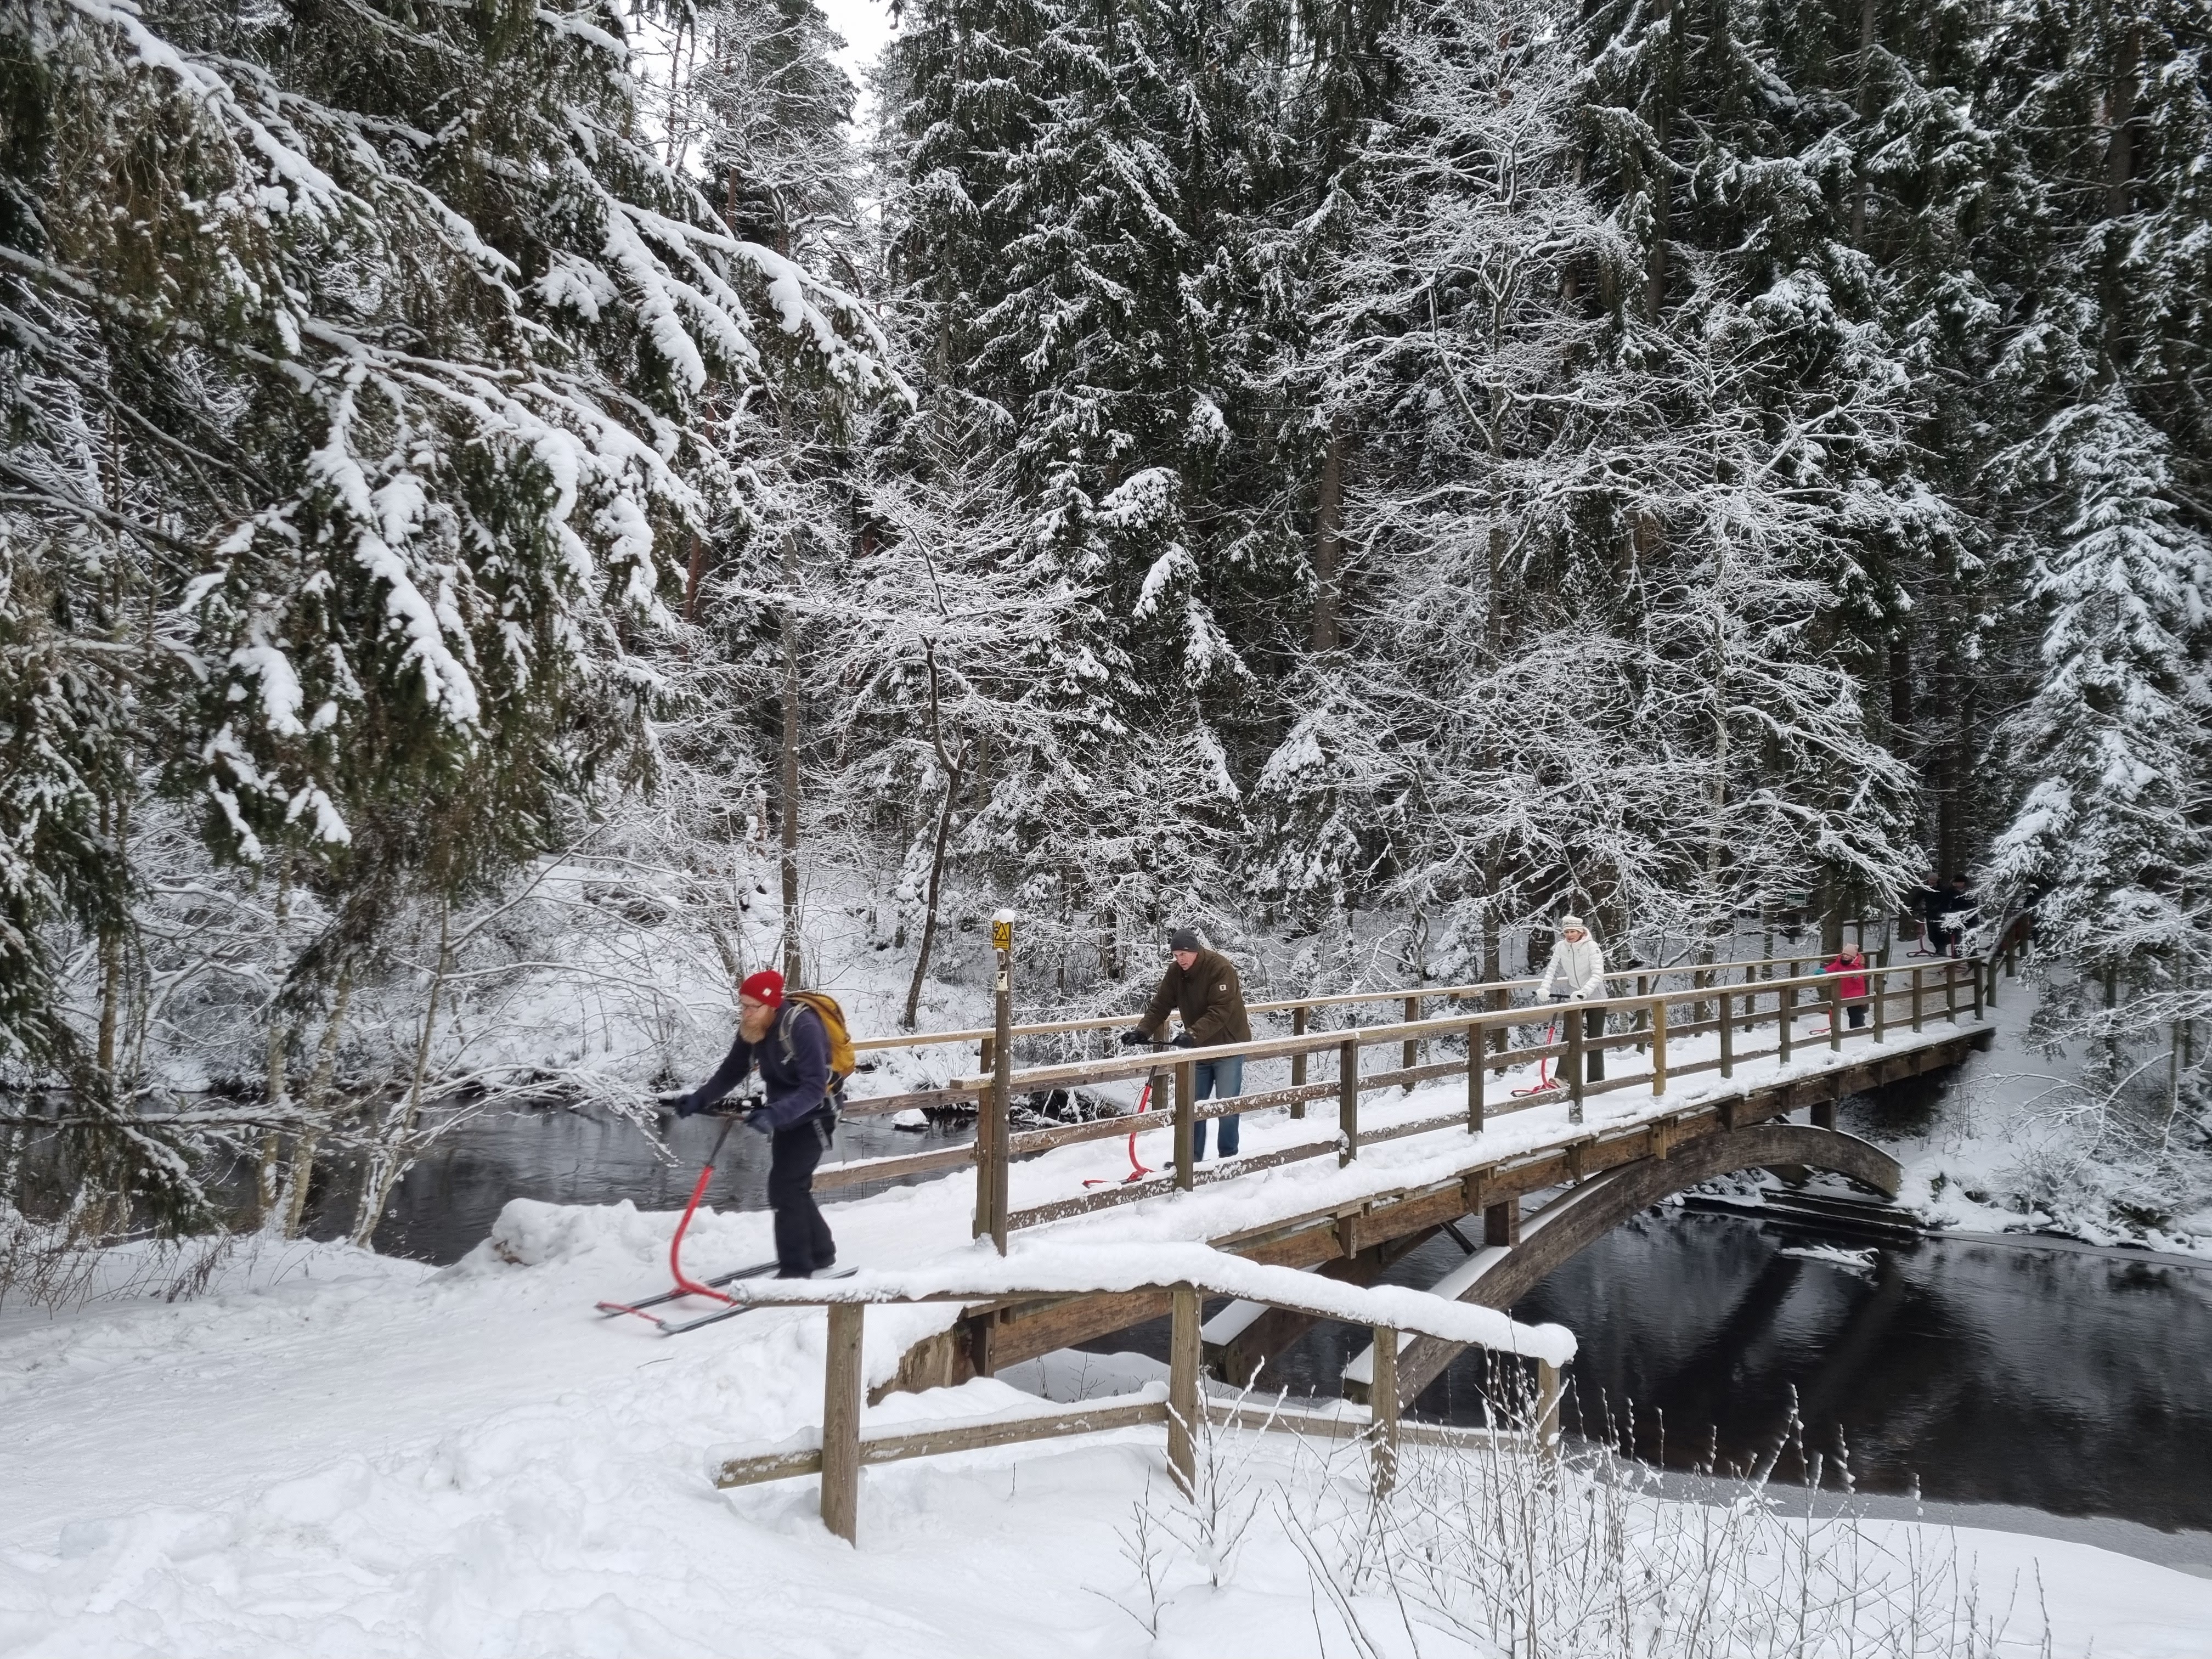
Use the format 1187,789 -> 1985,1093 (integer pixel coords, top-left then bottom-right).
595,1263 -> 859,1336
593,1259 -> 779,1323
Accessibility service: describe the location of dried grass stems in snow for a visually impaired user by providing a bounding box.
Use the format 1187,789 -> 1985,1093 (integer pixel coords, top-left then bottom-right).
1107,1375 -> 2058,1658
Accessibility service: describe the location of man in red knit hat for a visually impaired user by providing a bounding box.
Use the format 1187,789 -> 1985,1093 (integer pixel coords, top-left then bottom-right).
674,969 -> 838,1277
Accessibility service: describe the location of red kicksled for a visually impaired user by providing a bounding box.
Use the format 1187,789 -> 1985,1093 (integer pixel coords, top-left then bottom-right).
1511,1012 -> 1561,1097
1082,1076 -> 1159,1188
596,1116 -> 776,1327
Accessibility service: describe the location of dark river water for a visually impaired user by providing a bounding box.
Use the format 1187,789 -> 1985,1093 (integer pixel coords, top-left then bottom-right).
295,1103 -> 979,1260
304,1103 -> 2211,1551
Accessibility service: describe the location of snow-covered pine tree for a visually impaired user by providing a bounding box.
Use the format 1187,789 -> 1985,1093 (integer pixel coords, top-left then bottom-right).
1274,0 -> 1925,972
0,0 -> 884,1228
1979,0 -> 2212,1046
878,0 -> 1276,983
1986,400 -> 2211,1034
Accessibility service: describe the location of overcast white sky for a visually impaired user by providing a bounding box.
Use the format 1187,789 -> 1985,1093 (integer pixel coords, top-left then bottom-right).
819,0 -> 896,103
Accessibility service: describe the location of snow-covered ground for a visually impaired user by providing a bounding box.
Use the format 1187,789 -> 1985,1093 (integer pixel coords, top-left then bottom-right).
7,1025 -> 2212,1657
1842,979 -> 2212,1256
4,1200 -> 2211,1657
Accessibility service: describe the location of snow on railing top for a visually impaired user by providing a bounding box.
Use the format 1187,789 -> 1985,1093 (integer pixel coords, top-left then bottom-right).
687,1239 -> 1578,1367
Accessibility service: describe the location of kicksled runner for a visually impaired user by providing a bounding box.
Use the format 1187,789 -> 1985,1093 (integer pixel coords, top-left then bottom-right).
595,1115 -> 850,1336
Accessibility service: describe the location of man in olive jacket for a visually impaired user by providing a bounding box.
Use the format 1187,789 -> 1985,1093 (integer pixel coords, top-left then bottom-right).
1120,928 -> 1252,1159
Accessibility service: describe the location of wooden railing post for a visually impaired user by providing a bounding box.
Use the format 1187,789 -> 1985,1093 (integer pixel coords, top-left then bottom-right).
1945,959 -> 1959,1024
1175,1059 -> 1196,1191
1718,989 -> 1734,1079
1403,996 -> 1420,1073
1168,1283 -> 1200,1497
1370,1325 -> 1400,1494
1973,957 -> 1986,1020
1985,951 -> 1999,1008
983,915 -> 1016,1252
1650,998 -> 1668,1096
1289,1005 -> 1307,1118
1534,1358 -> 1562,1460
1779,975 -> 1793,1063
1827,978 -> 1844,1051
1634,972 -> 1649,1053
821,1303 -> 865,1544
1339,1039 -> 1359,1165
1874,966 -> 1888,1042
1466,1020 -> 1485,1132
1565,1009 -> 1585,1124
1912,966 -> 1924,1032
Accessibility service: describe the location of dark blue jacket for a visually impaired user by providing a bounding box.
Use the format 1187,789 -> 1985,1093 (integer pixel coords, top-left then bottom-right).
680,1002 -> 832,1133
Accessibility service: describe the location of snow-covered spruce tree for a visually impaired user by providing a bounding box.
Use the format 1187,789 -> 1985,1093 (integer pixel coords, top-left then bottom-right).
0,0 -> 883,1235
878,0 -> 1280,985
1984,404 -> 2211,1041
1978,0 -> 2212,1045
1268,0 -> 1925,975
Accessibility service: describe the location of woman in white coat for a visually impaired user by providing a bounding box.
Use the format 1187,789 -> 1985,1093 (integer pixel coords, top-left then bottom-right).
1536,915 -> 1608,1081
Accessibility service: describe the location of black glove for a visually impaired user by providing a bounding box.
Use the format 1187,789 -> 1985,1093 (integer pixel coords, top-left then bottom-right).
1119,1028 -> 1152,1048
1170,1033 -> 1197,1049
743,1111 -> 773,1136
672,1093 -> 700,1119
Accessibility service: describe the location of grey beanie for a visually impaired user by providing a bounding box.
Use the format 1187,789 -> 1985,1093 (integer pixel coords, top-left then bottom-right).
1168,928 -> 1203,952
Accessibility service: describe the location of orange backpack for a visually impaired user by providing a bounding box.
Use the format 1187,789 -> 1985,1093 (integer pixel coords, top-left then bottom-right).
782,990 -> 855,1093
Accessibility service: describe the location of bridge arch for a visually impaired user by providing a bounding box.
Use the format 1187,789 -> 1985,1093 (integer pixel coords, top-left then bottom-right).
1362,1124 -> 1902,1407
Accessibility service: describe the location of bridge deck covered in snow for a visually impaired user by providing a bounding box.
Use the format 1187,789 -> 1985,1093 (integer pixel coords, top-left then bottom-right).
807,951 -> 2002,1412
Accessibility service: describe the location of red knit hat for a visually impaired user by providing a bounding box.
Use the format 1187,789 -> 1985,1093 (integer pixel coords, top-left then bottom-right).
739,969 -> 785,1008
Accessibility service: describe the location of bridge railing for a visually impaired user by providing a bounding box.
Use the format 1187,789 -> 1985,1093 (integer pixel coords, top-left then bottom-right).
704,1248 -> 1573,1543
947,954 -> 1994,1246
839,932 -> 1954,1118
819,952 -> 2002,1231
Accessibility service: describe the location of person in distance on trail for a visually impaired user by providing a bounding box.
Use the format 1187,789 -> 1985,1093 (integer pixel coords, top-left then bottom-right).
673,969 -> 839,1279
1909,870 -> 1946,957
1821,941 -> 1872,1029
1119,928 -> 1252,1160
1935,875 -> 1976,959
1535,915 -> 1608,1082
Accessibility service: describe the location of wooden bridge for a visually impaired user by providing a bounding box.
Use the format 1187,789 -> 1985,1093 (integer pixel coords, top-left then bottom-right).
800,947 -> 2002,1419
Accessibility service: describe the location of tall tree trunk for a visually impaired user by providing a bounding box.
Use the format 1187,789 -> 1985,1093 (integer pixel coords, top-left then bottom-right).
902,645 -> 970,1030
94,788 -> 128,1079
279,965 -> 352,1241
779,527 -> 804,985
351,905 -> 451,1249
1310,426 -> 1346,651
1852,0 -> 1878,247
255,865 -> 294,1223
1482,523 -> 1507,1049
1644,0 -> 1674,323
2100,25 -> 2140,383
684,531 -> 706,623
2106,26 -> 2137,222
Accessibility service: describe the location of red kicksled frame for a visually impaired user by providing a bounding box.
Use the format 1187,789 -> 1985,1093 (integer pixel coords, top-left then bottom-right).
596,1117 -> 758,1325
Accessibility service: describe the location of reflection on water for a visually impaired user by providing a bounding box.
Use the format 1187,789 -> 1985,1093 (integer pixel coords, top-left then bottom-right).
1195,1211 -> 2212,1536
296,1105 -> 976,1263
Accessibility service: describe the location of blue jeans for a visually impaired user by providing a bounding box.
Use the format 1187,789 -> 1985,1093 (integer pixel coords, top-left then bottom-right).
1192,1056 -> 1244,1158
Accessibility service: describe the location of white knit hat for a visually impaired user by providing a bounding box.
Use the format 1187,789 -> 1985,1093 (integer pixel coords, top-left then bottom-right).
1560,915 -> 1585,930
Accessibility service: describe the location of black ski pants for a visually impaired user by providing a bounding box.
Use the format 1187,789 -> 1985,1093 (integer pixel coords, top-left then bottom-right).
1550,1000 -> 1604,1081
768,1112 -> 836,1277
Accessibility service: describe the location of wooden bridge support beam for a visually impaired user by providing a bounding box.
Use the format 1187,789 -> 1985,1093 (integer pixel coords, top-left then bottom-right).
1169,1283 -> 1200,1497
1371,1325 -> 1401,1492
821,1303 -> 866,1544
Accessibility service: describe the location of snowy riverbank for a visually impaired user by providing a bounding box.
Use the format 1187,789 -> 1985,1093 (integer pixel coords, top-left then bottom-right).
5,1194 -> 2212,1657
